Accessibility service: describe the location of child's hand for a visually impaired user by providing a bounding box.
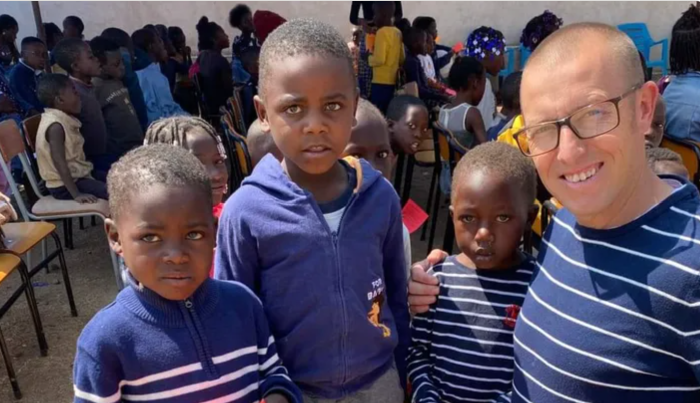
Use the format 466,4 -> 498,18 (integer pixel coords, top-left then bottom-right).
0,95 -> 17,114
262,394 -> 289,403
74,194 -> 99,204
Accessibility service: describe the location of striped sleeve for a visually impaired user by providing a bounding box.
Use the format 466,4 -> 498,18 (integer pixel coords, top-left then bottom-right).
407,266 -> 440,403
73,345 -> 123,403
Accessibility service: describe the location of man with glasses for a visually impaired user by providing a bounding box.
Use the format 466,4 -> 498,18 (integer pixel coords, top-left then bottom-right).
407,23 -> 700,402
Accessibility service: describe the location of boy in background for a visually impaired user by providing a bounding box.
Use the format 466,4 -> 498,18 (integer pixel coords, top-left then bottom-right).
90,36 -> 144,160
408,142 -> 538,402
216,19 -> 409,402
368,2 -> 404,113
387,94 -> 430,155
53,38 -> 112,178
646,147 -> 689,179
488,71 -> 522,141
73,144 -> 301,403
9,37 -> 47,112
35,73 -> 107,202
62,16 -> 84,40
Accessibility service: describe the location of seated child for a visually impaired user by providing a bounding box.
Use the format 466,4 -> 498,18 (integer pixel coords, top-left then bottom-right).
239,46 -> 260,128
368,2 -> 405,113
89,37 -> 144,160
53,38 -> 112,176
9,37 -> 46,112
247,118 -> 281,167
229,4 -> 259,85
403,27 -> 449,106
387,94 -> 430,155
488,71 -> 522,141
343,99 -> 412,275
131,28 -> 186,125
439,56 -> 488,148
62,15 -> 84,40
35,74 -> 108,202
72,144 -> 301,403
464,26 -> 506,130
647,147 -> 689,179
195,16 -> 232,115
216,19 -> 409,402
408,141 -> 538,402
412,16 -> 453,73
645,97 -> 666,149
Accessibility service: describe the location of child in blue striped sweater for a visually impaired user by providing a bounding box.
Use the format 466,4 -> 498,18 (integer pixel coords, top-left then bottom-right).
408,142 -> 539,402
72,144 -> 301,403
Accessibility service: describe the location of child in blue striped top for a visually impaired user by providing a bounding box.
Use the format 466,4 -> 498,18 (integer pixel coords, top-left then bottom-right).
408,142 -> 539,402
72,145 -> 301,403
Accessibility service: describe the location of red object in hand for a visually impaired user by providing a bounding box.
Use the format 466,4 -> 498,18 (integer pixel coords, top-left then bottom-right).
452,42 -> 464,54
402,199 -> 429,234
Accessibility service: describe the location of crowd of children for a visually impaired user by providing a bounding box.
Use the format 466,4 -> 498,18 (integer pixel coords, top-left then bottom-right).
0,3 -> 697,403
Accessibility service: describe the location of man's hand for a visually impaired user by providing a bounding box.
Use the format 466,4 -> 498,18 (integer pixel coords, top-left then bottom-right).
262,393 -> 289,403
74,194 -> 98,204
0,95 -> 17,114
408,249 -> 447,314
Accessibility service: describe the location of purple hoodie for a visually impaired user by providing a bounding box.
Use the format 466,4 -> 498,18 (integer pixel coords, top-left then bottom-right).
215,155 -> 409,399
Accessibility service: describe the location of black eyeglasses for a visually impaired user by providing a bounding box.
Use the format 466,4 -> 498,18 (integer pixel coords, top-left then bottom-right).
513,83 -> 644,157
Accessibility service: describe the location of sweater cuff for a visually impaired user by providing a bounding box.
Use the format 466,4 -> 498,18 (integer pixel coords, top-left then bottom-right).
264,386 -> 299,403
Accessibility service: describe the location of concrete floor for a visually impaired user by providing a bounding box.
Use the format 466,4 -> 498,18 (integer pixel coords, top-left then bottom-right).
0,164 -> 448,402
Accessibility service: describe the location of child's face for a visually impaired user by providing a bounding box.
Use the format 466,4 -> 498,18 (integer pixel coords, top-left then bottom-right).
389,105 -> 430,155
344,115 -> 394,179
428,22 -> 438,40
410,32 -> 427,55
644,100 -> 666,149
106,184 -> 215,301
255,55 -> 358,176
101,50 -> 125,80
239,12 -> 255,34
73,44 -> 101,78
23,43 -> 47,70
481,52 -> 505,76
58,82 -> 82,115
425,35 -> 435,55
187,129 -> 229,206
63,23 -> 81,39
451,169 -> 535,270
150,36 -> 168,63
215,28 -> 231,50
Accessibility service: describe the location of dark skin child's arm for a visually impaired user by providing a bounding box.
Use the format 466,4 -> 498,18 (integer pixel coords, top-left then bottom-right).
46,123 -> 97,204
466,107 -> 488,145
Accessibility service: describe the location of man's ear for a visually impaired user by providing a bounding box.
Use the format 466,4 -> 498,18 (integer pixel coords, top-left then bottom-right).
638,81 -> 660,138
254,95 -> 271,133
105,219 -> 124,257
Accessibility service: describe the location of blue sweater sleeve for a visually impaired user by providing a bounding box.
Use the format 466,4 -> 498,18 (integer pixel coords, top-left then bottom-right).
9,67 -> 41,112
73,335 -> 123,402
383,192 -> 410,389
214,199 -> 260,291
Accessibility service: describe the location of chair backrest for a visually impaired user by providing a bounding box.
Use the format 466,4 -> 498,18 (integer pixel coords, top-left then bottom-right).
0,120 -> 27,163
433,122 -> 466,164
192,72 -> 210,118
618,23 -> 653,56
228,89 -> 247,135
22,115 -> 42,152
660,136 -> 700,185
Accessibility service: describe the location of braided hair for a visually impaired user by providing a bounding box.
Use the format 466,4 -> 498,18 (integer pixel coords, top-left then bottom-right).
196,16 -> 223,51
144,116 -> 227,161
670,5 -> 700,75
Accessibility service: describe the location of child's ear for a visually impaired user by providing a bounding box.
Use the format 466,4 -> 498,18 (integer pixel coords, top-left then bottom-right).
352,91 -> 359,127
387,119 -> 395,133
253,95 -> 271,133
105,219 -> 124,257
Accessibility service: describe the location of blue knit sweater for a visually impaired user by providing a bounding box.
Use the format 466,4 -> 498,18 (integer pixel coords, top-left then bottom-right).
73,275 -> 302,403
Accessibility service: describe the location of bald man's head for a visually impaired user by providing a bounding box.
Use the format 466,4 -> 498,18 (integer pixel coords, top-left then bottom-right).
525,23 -> 644,90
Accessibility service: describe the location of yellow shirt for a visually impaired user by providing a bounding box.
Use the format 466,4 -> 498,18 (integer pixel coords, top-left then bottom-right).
36,108 -> 94,189
368,26 -> 405,85
497,114 -> 525,148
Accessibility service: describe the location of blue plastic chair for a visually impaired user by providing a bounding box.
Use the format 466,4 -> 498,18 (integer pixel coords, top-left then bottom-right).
499,46 -> 517,78
618,23 -> 668,75
519,43 -> 532,70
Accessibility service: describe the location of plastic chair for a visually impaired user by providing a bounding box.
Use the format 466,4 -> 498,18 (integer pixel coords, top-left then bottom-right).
0,253 -> 47,399
519,43 -> 532,70
618,23 -> 668,75
660,136 -> 700,186
0,120 -> 122,289
499,46 -> 517,78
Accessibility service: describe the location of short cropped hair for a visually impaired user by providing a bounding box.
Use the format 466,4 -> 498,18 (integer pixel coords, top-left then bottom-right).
452,141 -> 537,204
101,27 -> 132,51
229,4 -> 252,28
646,147 -> 683,166
448,56 -> 485,91
259,19 -> 353,96
132,28 -> 158,52
37,73 -> 72,108
0,15 -> 18,31
501,71 -> 522,111
144,116 -> 227,159
21,37 -> 44,49
63,16 -> 84,34
357,98 -> 386,127
53,38 -> 87,74
671,5 -> 700,75
107,144 -> 212,221
89,36 -> 120,64
386,95 -> 426,122
412,16 -> 435,31
247,119 -> 280,166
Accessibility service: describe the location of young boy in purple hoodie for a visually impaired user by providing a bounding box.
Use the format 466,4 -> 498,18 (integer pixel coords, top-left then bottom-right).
215,19 -> 410,403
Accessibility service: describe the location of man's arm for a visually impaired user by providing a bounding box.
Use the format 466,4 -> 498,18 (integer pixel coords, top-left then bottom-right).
46,123 -> 97,204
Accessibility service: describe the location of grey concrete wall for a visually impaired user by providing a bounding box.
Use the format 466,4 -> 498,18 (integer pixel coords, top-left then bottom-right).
4,1 -> 690,55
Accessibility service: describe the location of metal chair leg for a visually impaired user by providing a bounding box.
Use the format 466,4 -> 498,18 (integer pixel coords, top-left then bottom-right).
0,326 -> 22,399
421,163 -> 439,241
427,189 -> 442,254
79,217 -> 84,230
394,153 -> 405,196
17,259 -> 48,355
401,156 -> 415,206
51,233 -> 77,317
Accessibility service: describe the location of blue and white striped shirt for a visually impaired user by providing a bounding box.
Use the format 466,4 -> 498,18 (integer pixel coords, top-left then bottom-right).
408,254 -> 535,402
512,181 -> 700,403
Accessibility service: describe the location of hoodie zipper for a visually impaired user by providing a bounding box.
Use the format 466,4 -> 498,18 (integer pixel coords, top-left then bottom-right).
182,298 -> 218,378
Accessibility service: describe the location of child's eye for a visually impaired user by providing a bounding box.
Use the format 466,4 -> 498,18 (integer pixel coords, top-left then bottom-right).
461,215 -> 475,223
326,103 -> 342,112
378,151 -> 389,159
408,123 -> 417,130
286,105 -> 302,115
496,215 -> 510,223
186,232 -> 204,240
215,158 -> 225,166
142,234 -> 161,243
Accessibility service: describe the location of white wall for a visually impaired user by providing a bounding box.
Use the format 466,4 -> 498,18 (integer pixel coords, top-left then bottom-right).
4,1 -> 691,52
